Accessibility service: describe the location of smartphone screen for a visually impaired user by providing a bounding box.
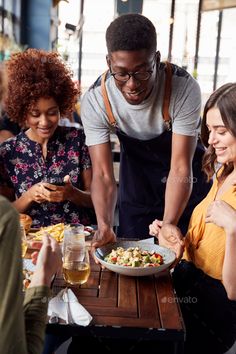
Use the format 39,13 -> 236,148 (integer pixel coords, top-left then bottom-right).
43,178 -> 65,189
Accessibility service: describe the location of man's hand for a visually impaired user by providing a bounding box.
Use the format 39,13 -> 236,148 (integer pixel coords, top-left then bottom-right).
91,227 -> 116,262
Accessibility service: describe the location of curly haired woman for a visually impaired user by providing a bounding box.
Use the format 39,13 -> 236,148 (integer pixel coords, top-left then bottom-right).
0,49 -> 94,227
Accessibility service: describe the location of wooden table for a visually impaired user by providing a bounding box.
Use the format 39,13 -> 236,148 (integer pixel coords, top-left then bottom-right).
47,253 -> 185,354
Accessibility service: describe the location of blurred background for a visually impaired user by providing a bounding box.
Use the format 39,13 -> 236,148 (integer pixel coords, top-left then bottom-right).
1,0 -> 236,106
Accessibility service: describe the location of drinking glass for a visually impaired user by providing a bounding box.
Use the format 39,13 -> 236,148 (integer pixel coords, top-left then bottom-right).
63,224 -> 85,253
68,223 -> 85,239
62,225 -> 90,285
63,246 -> 90,285
20,224 -> 28,258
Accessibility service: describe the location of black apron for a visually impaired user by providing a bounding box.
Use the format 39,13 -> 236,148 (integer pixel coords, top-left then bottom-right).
101,64 -> 212,239
116,128 -> 211,238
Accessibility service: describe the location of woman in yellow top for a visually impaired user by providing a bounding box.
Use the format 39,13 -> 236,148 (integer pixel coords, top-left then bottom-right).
150,82 -> 236,354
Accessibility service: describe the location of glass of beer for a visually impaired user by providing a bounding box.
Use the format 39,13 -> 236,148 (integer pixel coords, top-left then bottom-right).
63,246 -> 90,285
62,225 -> 90,285
20,224 -> 28,258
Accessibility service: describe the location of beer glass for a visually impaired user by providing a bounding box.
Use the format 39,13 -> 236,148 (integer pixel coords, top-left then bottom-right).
62,225 -> 90,285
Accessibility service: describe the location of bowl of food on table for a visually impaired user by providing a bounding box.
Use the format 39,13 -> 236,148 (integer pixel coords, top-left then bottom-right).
94,240 -> 176,276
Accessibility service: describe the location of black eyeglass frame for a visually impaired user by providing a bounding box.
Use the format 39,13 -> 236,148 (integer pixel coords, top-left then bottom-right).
110,56 -> 156,83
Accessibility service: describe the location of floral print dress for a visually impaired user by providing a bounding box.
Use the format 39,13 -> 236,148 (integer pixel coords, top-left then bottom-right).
0,126 -> 93,227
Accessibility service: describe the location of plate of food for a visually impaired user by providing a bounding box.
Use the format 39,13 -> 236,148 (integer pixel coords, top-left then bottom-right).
27,223 -> 65,243
94,241 -> 176,277
27,224 -> 95,243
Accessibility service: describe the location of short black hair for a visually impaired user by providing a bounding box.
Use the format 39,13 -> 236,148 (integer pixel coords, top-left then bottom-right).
106,13 -> 157,53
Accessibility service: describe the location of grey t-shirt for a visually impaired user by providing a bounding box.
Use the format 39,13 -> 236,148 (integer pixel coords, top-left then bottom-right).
81,63 -> 201,146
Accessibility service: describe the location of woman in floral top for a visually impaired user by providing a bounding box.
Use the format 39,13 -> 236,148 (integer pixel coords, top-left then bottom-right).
0,49 -> 94,227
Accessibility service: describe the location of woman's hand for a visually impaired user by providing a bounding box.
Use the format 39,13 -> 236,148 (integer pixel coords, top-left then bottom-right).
158,223 -> 185,261
28,183 -> 47,203
40,175 -> 74,203
149,219 -> 184,261
29,234 -> 62,288
149,219 -> 163,237
206,200 -> 236,233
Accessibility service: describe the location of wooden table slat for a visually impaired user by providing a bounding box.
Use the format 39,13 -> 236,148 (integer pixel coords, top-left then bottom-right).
137,276 -> 161,325
84,305 -> 137,318
78,296 -> 117,307
118,275 -> 137,315
99,270 -> 118,300
89,256 -> 101,272
91,315 -> 160,328
155,272 -> 184,330
53,270 -> 100,294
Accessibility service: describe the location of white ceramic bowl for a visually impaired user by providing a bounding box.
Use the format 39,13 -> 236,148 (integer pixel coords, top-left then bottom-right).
94,241 -> 176,277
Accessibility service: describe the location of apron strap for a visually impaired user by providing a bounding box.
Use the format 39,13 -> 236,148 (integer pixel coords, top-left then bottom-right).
101,62 -> 173,129
162,61 -> 172,131
101,70 -> 117,127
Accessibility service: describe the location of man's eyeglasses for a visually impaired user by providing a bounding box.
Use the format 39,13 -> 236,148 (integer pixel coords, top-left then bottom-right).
111,70 -> 154,82
110,57 -> 156,83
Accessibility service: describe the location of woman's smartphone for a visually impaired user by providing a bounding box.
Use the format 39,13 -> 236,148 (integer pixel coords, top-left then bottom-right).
52,181 -> 65,186
43,178 -> 65,190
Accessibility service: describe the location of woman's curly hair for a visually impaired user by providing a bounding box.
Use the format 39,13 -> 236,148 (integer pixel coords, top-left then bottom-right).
5,48 -> 78,126
201,82 -> 236,182
0,63 -> 7,104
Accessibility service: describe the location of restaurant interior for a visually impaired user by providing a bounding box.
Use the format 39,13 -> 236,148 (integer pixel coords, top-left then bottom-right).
1,1 -> 236,354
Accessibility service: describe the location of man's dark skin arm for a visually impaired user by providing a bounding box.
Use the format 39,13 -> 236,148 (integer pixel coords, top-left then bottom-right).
88,142 -> 117,250
160,133 -> 197,241
163,133 -> 197,225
